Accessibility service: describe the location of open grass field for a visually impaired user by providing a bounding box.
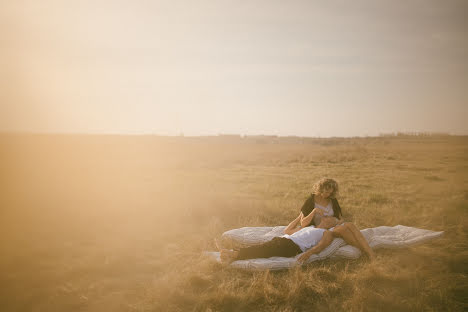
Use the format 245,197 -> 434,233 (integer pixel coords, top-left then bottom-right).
0,134 -> 467,311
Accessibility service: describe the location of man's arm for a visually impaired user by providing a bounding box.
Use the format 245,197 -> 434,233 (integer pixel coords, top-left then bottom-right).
297,230 -> 334,264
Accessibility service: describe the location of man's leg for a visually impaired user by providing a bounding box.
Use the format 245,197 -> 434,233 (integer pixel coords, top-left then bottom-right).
217,237 -> 302,263
236,237 -> 302,260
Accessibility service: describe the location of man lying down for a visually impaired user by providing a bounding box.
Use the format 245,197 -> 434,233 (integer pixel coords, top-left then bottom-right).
216,213 -> 346,264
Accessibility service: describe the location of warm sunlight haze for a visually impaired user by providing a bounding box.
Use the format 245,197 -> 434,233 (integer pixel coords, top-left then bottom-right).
0,1 -> 467,311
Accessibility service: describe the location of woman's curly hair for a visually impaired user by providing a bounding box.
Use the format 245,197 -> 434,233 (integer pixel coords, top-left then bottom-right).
312,178 -> 339,199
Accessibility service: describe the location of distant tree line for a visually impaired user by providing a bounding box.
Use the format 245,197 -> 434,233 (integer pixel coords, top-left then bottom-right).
379,132 -> 450,137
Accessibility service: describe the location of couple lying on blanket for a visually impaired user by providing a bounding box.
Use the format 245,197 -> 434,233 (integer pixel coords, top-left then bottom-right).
217,178 -> 375,264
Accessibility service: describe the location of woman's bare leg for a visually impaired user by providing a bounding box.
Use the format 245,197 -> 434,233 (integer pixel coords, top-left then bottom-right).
344,223 -> 374,259
333,224 -> 374,259
331,224 -> 361,249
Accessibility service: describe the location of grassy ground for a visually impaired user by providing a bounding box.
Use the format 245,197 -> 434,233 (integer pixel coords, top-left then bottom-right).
0,134 -> 467,311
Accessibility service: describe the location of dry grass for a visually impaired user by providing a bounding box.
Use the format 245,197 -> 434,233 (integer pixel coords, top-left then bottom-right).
0,134 -> 467,311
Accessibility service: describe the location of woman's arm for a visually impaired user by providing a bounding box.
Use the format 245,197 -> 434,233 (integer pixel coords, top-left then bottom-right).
336,217 -> 345,225
316,216 -> 342,229
283,212 -> 303,235
300,208 -> 324,228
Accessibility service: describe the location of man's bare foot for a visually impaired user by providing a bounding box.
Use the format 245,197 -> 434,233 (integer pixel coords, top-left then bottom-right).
220,249 -> 238,264
215,238 -> 238,264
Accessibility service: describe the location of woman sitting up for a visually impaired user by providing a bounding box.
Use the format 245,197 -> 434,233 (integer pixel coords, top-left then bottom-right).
287,178 -> 374,260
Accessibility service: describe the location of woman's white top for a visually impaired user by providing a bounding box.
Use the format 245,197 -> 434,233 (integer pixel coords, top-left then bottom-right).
282,227 -> 327,252
313,201 -> 334,226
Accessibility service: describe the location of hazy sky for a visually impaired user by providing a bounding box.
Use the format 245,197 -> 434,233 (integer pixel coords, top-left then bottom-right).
1,0 -> 467,137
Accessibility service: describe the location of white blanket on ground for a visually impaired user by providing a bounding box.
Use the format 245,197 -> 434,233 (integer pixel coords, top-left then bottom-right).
205,225 -> 443,271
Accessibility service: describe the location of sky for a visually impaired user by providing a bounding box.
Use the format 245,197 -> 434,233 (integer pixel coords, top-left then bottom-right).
1,0 -> 467,137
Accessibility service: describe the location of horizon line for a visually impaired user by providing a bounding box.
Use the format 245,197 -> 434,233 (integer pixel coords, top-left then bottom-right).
0,130 -> 462,139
